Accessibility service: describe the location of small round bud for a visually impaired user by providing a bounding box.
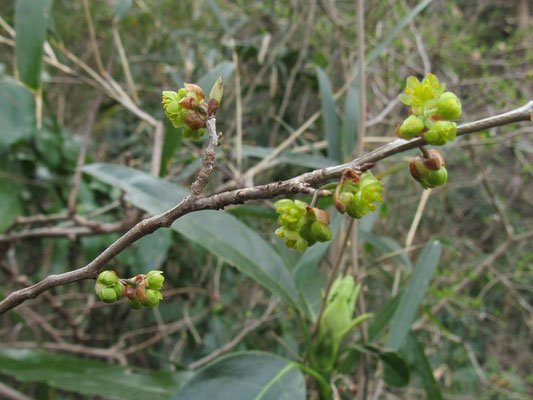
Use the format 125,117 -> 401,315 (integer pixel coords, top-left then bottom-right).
97,270 -> 119,286
146,270 -> 165,291
98,287 -> 118,303
423,121 -> 457,146
399,115 -> 425,139
310,221 -> 332,242
144,289 -> 164,308
437,92 -> 462,120
422,167 -> 448,189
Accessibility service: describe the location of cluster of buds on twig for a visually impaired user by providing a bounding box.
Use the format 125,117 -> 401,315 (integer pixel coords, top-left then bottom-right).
95,270 -> 165,309
397,74 -> 461,146
334,170 -> 384,219
274,199 -> 332,252
162,77 -> 223,141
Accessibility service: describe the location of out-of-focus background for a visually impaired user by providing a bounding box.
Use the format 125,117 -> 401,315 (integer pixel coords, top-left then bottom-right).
0,0 -> 532,399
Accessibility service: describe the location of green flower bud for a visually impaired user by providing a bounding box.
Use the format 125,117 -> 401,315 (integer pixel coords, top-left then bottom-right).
410,151 -> 448,189
97,270 -> 118,286
399,74 -> 445,109
398,115 -> 425,139
275,199 -> 308,231
437,92 -> 462,120
310,221 -> 332,242
423,121 -> 457,145
129,297 -> 143,310
337,172 -> 383,219
143,289 -> 164,307
319,276 -> 361,343
421,167 -> 448,189
147,270 -> 165,291
98,287 -> 118,303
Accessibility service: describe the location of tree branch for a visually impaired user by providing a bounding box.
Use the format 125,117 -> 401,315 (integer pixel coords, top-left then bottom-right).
0,102 -> 531,315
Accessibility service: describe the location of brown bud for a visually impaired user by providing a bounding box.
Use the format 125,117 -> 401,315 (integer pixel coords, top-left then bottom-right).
308,207 -> 330,225
182,111 -> 206,130
184,83 -> 205,102
422,149 -> 445,170
207,98 -> 219,118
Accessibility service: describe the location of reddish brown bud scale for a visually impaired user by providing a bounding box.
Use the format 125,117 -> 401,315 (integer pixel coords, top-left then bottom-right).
178,96 -> 197,110
207,98 -> 219,118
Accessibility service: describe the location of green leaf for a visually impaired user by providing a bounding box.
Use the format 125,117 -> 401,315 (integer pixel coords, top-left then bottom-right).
173,352 -> 305,400
368,291 -> 403,343
0,81 -> 36,147
15,0 -> 51,90
381,350 -> 410,387
386,240 -> 441,350
0,349 -> 189,400
406,332 -> 443,399
0,177 -> 23,232
197,62 -> 236,95
160,121 -> 182,176
342,82 -> 359,160
366,0 -> 433,64
82,163 -> 300,308
134,228 -> 172,274
316,67 -> 340,162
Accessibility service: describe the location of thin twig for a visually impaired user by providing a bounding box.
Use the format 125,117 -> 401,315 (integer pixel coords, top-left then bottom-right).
0,102 -> 531,314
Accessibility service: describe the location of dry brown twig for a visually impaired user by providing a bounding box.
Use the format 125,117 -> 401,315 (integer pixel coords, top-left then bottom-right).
0,101 -> 532,315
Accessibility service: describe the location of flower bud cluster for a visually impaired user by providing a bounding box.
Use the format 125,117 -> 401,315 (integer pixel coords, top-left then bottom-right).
274,199 -> 332,252
162,77 -> 223,141
334,171 -> 383,219
95,271 -> 124,303
95,270 -> 165,309
409,149 -> 448,189
397,74 -> 461,146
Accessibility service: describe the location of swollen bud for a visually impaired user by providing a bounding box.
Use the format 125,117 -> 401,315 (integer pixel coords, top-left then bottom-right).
437,92 -> 462,120
144,289 -> 164,307
310,221 -> 332,242
147,270 -> 165,290
98,287 -> 118,303
409,150 -> 448,189
97,270 -> 119,286
423,121 -> 457,146
398,115 -> 425,139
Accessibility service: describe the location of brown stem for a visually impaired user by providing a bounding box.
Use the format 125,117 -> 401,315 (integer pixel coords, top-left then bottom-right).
0,101 -> 531,315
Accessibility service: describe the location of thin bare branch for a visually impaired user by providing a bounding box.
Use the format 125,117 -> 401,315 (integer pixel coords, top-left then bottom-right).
0,102 -> 531,315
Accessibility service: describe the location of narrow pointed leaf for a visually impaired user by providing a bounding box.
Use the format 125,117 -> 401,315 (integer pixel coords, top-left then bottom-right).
15,0 -> 51,90
316,67 -> 340,162
386,240 -> 441,350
